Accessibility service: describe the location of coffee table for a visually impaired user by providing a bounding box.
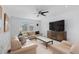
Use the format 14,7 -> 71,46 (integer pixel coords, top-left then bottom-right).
36,36 -> 53,47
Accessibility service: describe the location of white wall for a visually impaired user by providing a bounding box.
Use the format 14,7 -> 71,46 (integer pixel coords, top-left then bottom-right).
40,9 -> 79,44
10,16 -> 41,37
40,18 -> 49,37
0,32 -> 10,53
0,17 -> 10,54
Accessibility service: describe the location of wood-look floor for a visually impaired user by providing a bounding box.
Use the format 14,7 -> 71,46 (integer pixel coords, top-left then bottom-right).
26,39 -> 60,54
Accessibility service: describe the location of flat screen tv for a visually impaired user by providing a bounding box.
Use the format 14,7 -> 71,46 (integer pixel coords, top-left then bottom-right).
49,20 -> 64,31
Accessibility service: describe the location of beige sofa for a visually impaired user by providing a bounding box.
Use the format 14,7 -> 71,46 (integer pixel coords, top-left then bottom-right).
10,37 -> 37,54
49,40 -> 79,54
22,31 -> 37,40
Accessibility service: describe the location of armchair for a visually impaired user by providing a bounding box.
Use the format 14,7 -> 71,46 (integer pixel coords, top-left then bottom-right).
49,40 -> 79,54
10,37 -> 37,54
10,43 -> 37,54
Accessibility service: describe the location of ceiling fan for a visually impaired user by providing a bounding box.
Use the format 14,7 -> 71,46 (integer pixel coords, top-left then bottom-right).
34,9 -> 49,17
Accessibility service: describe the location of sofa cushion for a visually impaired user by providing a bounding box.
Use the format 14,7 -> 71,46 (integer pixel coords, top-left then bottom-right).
49,44 -> 71,54
18,36 -> 26,45
11,37 -> 22,51
61,40 -> 72,47
70,43 -> 79,54
28,32 -> 35,36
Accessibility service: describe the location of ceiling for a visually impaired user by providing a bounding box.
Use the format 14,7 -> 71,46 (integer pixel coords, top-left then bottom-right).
3,5 -> 79,20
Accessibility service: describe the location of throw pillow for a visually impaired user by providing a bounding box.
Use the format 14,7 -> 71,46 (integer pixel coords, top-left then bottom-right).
18,36 -> 26,45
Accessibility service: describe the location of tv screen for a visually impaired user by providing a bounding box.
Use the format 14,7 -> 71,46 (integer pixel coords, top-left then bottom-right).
49,20 -> 64,31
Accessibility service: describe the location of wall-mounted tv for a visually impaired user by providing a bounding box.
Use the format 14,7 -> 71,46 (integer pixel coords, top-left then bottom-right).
49,20 -> 65,31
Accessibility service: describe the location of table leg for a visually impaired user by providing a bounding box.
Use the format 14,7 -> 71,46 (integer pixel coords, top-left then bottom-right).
52,41 -> 53,44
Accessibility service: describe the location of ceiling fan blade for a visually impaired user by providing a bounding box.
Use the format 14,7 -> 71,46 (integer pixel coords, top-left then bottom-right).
46,11 -> 49,13
43,11 -> 49,13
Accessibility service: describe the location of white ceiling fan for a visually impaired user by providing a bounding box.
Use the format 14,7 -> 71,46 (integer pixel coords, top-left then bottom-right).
34,9 -> 49,17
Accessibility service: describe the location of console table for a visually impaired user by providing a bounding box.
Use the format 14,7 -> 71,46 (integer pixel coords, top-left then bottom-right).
47,30 -> 66,41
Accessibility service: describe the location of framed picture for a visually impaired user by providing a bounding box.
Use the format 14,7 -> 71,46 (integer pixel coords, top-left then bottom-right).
0,18 -> 3,33
4,13 -> 9,32
0,6 -> 4,33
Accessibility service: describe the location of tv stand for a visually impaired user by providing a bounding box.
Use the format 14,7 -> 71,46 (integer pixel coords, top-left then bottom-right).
47,30 -> 66,41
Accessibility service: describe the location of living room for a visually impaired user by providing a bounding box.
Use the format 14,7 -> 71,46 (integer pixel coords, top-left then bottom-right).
0,5 -> 79,54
